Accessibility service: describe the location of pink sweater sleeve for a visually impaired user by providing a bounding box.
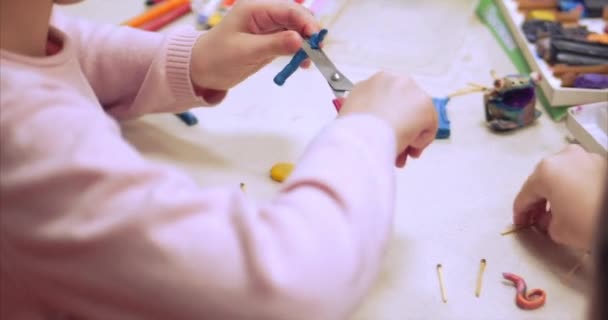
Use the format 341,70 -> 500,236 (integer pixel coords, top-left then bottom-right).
51,12 -> 214,119
1,71 -> 397,318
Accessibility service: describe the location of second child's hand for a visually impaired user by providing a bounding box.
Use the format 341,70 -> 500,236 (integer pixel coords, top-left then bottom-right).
513,145 -> 607,251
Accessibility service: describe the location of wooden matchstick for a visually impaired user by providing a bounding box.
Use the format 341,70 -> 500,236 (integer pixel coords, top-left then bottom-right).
448,87 -> 485,98
501,224 -> 533,236
467,82 -> 489,89
475,259 -> 487,297
437,264 -> 448,303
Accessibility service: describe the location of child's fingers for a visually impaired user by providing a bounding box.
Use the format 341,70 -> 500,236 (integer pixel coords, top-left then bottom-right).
407,103 -> 439,154
520,200 -> 550,230
244,31 -> 302,60
244,0 -> 320,36
396,145 -> 426,167
300,58 -> 311,69
513,168 -> 549,226
546,213 -> 591,250
407,147 -> 423,159
395,150 -> 408,168
535,209 -> 552,232
547,218 -> 571,247
408,127 -> 437,156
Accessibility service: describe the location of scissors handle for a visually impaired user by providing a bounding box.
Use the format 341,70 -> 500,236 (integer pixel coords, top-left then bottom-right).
333,97 -> 345,112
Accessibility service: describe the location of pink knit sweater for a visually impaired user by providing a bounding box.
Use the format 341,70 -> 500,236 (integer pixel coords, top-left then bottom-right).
0,12 -> 397,320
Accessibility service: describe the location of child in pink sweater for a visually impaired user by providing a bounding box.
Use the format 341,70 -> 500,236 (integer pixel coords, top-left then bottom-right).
0,0 -> 439,319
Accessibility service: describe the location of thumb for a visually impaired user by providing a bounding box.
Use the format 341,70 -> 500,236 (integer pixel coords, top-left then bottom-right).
244,30 -> 302,61
408,129 -> 436,154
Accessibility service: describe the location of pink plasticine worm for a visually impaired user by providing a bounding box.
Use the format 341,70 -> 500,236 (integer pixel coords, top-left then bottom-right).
503,272 -> 547,310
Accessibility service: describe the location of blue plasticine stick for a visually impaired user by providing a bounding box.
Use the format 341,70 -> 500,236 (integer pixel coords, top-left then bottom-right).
433,97 -> 451,139
175,112 -> 198,126
308,29 -> 328,49
273,29 -> 329,86
273,50 -> 309,86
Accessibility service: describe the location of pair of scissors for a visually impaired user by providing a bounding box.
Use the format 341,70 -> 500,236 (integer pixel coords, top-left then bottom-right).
274,29 -> 353,112
299,39 -> 354,111
275,30 -> 452,140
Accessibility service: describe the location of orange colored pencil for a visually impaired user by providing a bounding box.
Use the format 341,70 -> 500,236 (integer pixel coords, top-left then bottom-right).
123,0 -> 190,28
139,2 -> 192,31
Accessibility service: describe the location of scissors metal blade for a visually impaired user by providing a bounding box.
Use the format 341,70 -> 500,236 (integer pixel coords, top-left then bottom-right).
300,41 -> 353,93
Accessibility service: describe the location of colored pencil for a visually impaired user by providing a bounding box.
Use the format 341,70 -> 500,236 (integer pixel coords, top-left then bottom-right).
139,2 -> 192,31
124,0 -> 190,28
145,0 -> 167,6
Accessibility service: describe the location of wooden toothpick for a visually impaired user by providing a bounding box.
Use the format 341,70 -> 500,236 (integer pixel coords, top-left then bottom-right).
467,82 -> 488,89
475,259 -> 487,297
501,224 -> 532,236
446,81 -> 490,98
437,264 -> 448,303
447,87 -> 485,98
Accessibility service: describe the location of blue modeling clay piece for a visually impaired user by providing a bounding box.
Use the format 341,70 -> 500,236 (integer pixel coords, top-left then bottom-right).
433,97 -> 451,139
308,29 -> 327,49
273,29 -> 328,86
273,50 -> 309,86
175,112 -> 198,126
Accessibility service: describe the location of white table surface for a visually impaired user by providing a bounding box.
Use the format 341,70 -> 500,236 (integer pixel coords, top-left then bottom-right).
57,1 -> 590,319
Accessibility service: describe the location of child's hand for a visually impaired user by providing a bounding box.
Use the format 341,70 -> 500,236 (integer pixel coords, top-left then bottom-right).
190,0 -> 320,91
339,72 -> 438,168
513,144 -> 607,250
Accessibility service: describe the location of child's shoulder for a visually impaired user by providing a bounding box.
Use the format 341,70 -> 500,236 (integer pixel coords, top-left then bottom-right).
0,60 -> 95,123
0,59 -> 119,153
1,63 -> 52,103
1,65 -> 74,115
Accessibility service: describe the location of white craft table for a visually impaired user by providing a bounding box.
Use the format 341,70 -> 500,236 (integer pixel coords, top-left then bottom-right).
57,1 -> 588,319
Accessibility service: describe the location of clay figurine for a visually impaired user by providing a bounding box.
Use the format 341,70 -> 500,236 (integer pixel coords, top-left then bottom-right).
482,71 -> 542,132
